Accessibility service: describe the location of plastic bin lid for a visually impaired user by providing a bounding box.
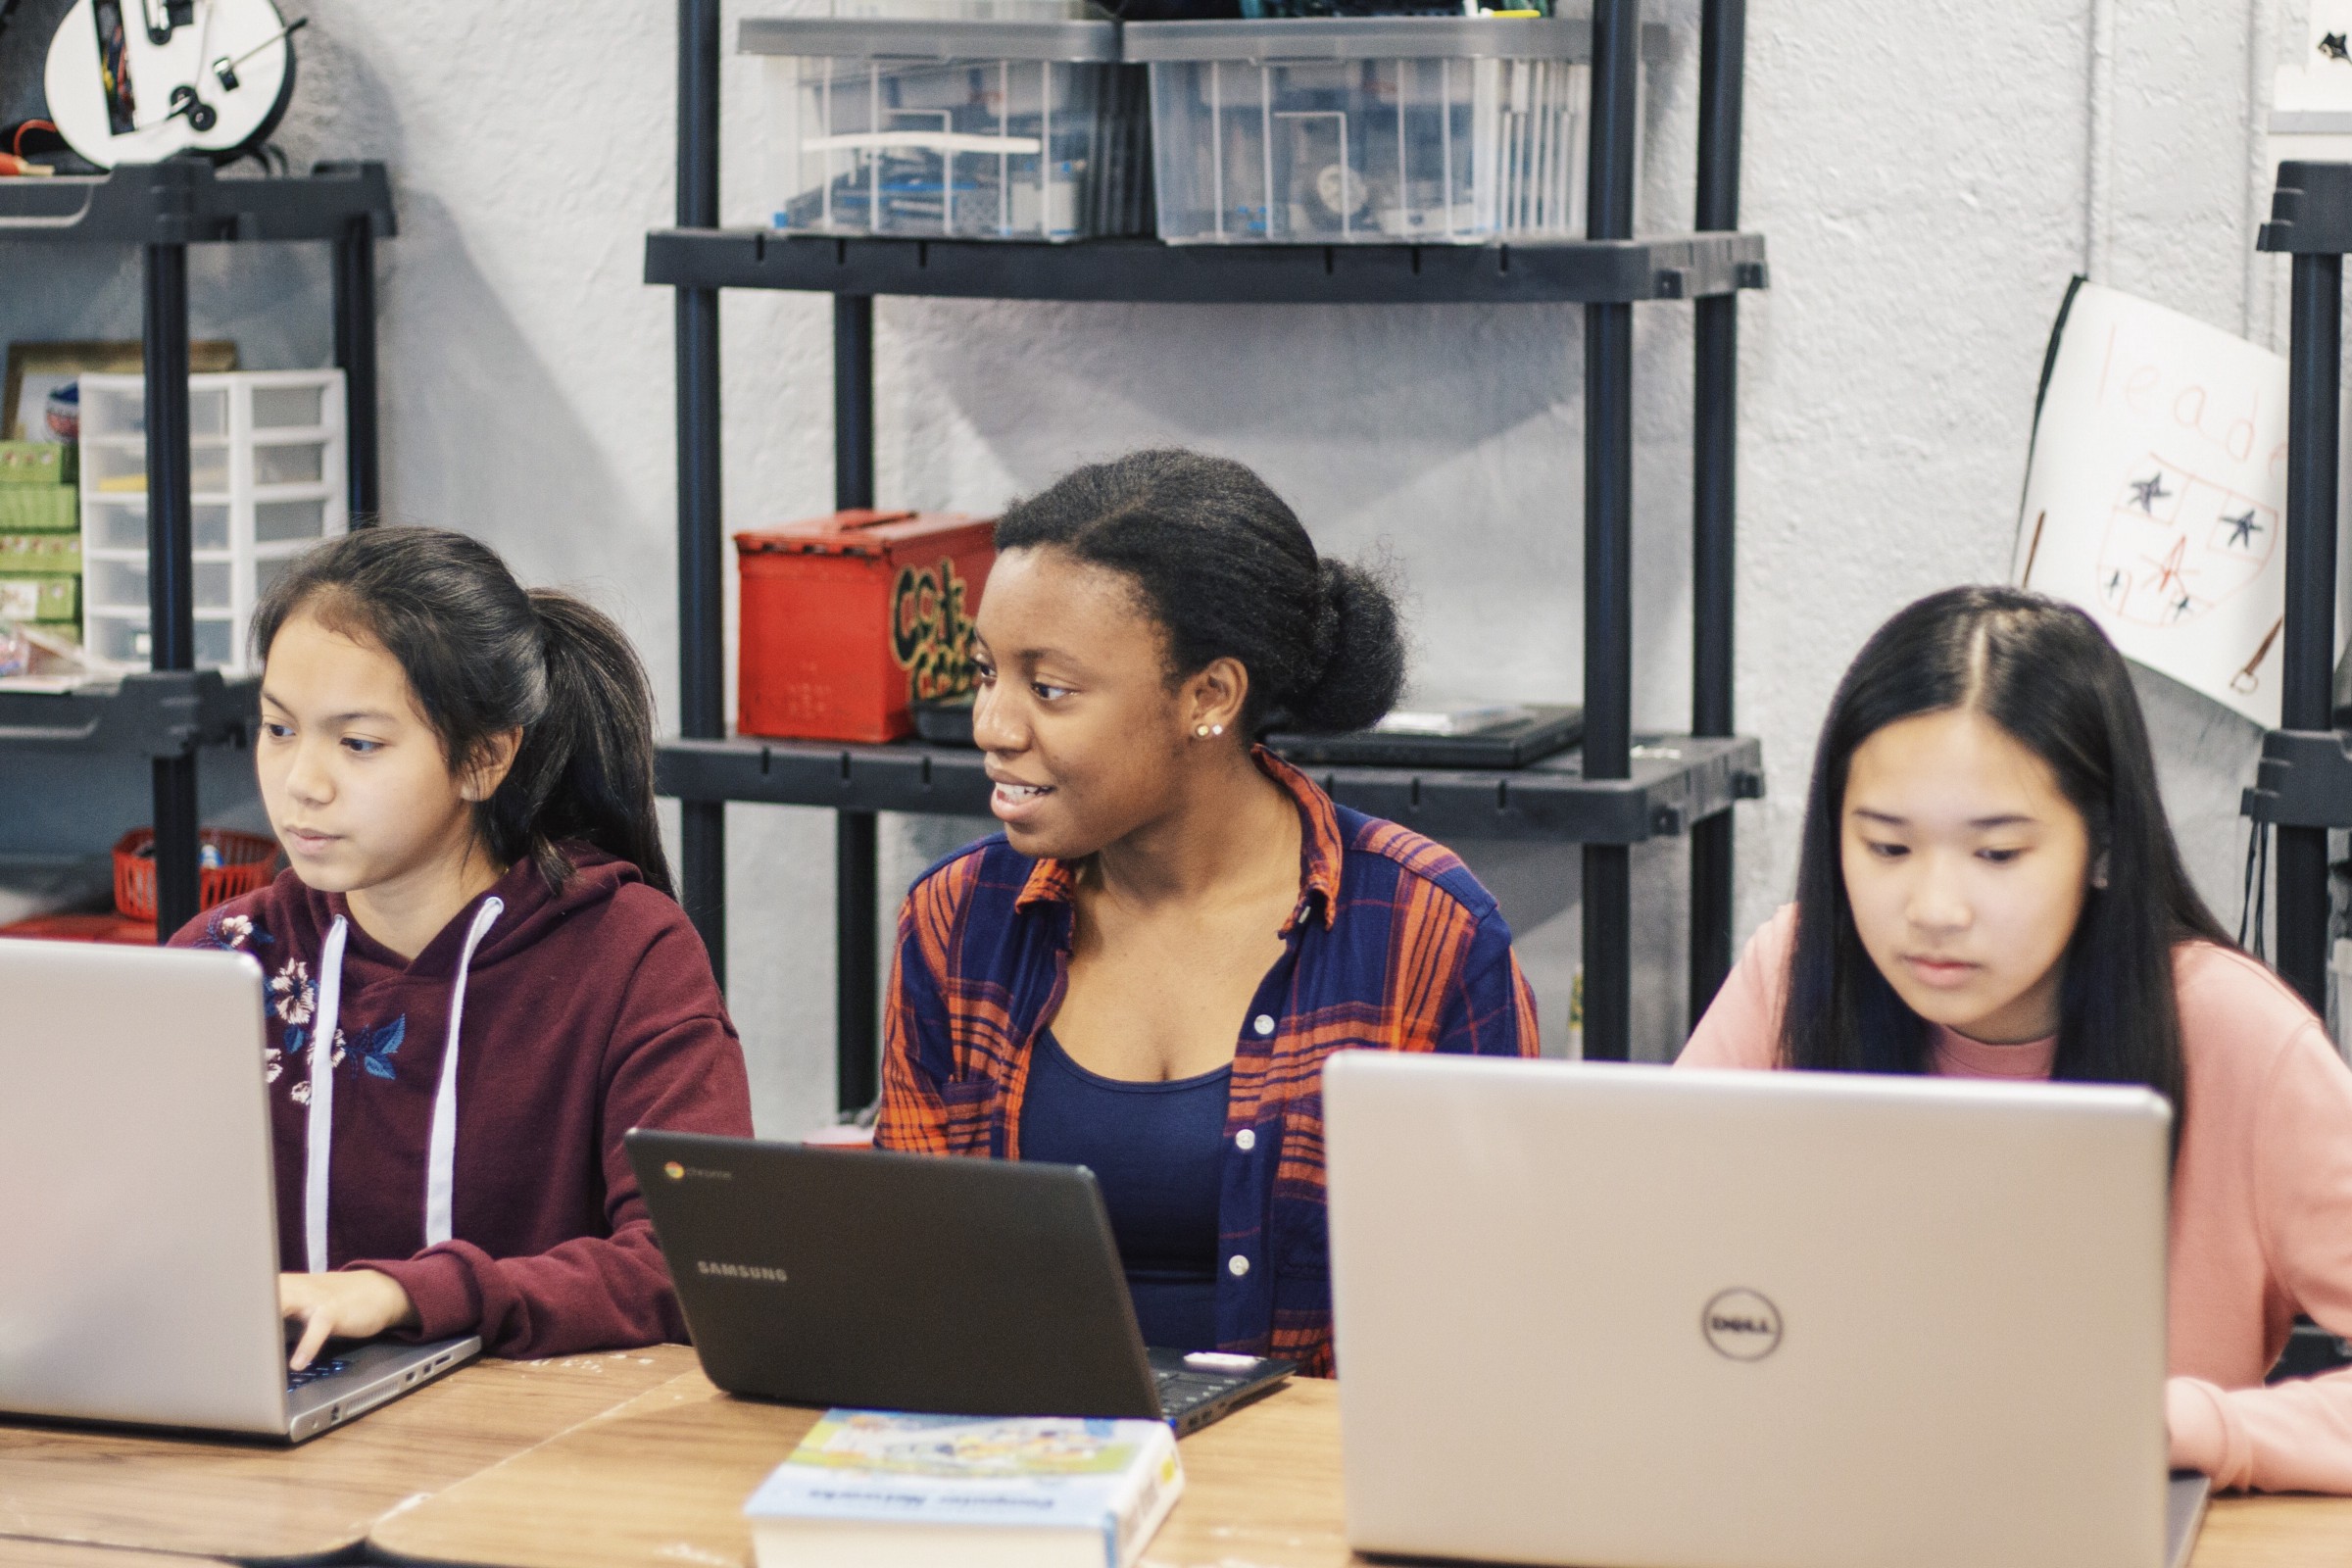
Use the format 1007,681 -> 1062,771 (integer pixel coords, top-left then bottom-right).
740,16 -> 1120,62
1121,16 -> 1666,64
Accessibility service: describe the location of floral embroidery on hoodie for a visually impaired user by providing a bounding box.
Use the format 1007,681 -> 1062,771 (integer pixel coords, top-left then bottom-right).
270,956 -> 315,1024
196,912 -> 407,1097
195,910 -> 281,1079
281,1023 -> 346,1102
347,1015 -> 407,1080
194,908 -> 271,955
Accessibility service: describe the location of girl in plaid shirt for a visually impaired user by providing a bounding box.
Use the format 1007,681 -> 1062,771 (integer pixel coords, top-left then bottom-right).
879,451 -> 1537,1376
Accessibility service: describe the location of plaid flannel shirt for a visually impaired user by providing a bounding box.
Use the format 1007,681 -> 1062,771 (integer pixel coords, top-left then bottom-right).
877,750 -> 1538,1375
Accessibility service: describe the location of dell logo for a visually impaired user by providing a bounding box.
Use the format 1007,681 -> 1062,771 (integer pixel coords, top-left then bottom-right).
698,1259 -> 790,1285
1701,1288 -> 1783,1360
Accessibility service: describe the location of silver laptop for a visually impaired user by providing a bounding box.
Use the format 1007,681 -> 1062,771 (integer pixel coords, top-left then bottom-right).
0,941 -> 478,1443
1325,1054 -> 2207,1568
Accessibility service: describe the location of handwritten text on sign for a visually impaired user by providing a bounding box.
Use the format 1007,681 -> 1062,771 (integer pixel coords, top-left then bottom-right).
2017,280 -> 2301,727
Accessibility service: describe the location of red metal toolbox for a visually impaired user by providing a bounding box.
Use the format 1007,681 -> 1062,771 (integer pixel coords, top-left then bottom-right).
735,509 -> 996,744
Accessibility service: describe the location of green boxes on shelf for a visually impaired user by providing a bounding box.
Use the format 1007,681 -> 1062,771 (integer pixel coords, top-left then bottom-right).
0,521 -> 82,634
0,441 -> 76,489
0,571 -> 77,624
0,532 -> 82,575
0,485 -> 76,533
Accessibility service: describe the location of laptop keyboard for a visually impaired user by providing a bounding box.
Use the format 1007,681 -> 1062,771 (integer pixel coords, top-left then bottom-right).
1155,1367 -> 1247,1423
286,1356 -> 352,1394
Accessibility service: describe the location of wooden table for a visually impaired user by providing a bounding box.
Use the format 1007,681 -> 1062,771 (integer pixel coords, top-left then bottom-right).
0,1346 -> 692,1564
0,1545 -> 223,1568
2196,1495 -> 2352,1568
368,1368 -> 2352,1568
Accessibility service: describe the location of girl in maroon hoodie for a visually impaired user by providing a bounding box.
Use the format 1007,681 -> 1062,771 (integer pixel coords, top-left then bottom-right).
170,526 -> 753,1368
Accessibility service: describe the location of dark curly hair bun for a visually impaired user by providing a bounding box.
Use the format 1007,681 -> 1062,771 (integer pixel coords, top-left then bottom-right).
1288,558 -> 1404,734
993,449 -> 1407,736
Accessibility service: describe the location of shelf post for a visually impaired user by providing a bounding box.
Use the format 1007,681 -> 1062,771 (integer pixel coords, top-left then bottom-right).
2254,162 -> 2352,1011
332,218 -> 380,518
1581,0 -> 1641,1060
835,293 -> 882,1113
2278,249 -> 2341,1007
144,240 -> 201,943
1689,0 -> 1745,1024
677,0 -> 728,984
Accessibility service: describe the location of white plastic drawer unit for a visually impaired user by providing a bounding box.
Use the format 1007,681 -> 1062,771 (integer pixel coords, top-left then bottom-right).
75,368 -> 349,677
1127,16 -> 1655,246
745,14 -> 1150,241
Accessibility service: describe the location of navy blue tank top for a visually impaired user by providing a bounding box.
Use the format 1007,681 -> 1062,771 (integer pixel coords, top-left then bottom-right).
1017,1030 -> 1231,1352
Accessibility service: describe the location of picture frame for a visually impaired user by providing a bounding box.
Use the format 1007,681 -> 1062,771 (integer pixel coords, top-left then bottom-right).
2,339 -> 240,442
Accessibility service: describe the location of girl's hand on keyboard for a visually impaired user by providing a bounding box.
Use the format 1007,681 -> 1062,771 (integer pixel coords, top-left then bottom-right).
278,1270 -> 419,1370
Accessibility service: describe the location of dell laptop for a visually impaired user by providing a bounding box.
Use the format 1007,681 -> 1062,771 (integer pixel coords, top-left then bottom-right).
1324,1054 -> 2206,1568
0,942 -> 479,1443
628,1129 -> 1291,1435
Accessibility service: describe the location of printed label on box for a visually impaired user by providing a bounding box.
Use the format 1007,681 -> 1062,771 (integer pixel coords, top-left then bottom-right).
893,557 -> 981,702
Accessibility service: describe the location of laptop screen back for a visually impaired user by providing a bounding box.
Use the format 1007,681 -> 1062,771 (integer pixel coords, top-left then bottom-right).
1325,1054 -> 2173,1568
629,1130 -> 1162,1419
0,942 -> 291,1435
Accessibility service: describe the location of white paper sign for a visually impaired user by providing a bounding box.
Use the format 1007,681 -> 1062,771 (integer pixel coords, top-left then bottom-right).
2015,279 -> 2292,726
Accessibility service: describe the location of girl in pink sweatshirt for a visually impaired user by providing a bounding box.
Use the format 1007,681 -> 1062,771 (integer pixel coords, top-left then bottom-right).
1681,585 -> 2352,1494
169,526 -> 753,1367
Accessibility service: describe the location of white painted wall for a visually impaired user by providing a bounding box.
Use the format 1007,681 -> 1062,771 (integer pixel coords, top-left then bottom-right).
0,0 -> 2309,1132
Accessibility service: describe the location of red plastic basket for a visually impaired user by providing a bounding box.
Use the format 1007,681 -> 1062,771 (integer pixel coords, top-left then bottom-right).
112,828 -> 279,922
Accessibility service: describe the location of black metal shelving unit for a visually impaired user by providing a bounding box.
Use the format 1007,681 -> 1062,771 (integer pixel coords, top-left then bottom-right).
2242,160 -> 2352,1012
0,160 -> 394,939
658,0 -> 1762,1102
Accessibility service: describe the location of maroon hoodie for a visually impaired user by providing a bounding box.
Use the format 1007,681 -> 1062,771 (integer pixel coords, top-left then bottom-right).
169,846 -> 753,1358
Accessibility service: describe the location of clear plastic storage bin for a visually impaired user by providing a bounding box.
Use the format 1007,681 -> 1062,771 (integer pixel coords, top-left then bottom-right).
1129,16 -> 1648,245
746,13 -> 1151,240
76,368 -> 348,676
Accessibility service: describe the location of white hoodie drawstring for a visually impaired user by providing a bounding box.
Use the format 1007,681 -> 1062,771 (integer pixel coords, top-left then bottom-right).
302,897 -> 505,1274
303,916 -> 350,1275
425,898 -> 503,1247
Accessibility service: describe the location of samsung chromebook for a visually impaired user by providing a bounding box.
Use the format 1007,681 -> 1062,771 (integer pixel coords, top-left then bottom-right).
0,942 -> 478,1443
627,1130 -> 1292,1435
1324,1053 -> 2208,1568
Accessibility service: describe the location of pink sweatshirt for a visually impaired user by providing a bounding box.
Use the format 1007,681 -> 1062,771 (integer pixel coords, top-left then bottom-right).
1681,906 -> 2352,1494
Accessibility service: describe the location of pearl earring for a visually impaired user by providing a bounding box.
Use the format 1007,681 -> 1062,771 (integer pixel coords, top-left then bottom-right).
1195,724 -> 1211,739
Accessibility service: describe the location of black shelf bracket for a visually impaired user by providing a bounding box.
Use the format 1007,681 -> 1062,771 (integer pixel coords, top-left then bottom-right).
658,0 -> 1761,1071
1689,0 -> 1746,1026
0,673 -> 257,757
2248,161 -> 2352,1010
0,161 -> 396,244
2243,730 -> 2352,830
4,161 -> 393,939
656,734 -> 1763,850
645,227 -> 1768,306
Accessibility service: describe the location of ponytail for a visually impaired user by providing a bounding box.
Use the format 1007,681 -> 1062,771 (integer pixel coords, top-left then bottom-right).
493,591 -> 674,896
253,527 -> 673,897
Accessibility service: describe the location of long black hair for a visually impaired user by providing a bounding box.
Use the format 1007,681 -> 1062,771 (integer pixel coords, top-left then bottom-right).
992,449 -> 1404,734
253,526 -> 674,897
1781,585 -> 2229,1125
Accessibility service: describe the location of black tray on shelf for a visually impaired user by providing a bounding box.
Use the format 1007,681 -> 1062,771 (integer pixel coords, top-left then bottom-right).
911,695 -> 977,746
1267,704 -> 1584,770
